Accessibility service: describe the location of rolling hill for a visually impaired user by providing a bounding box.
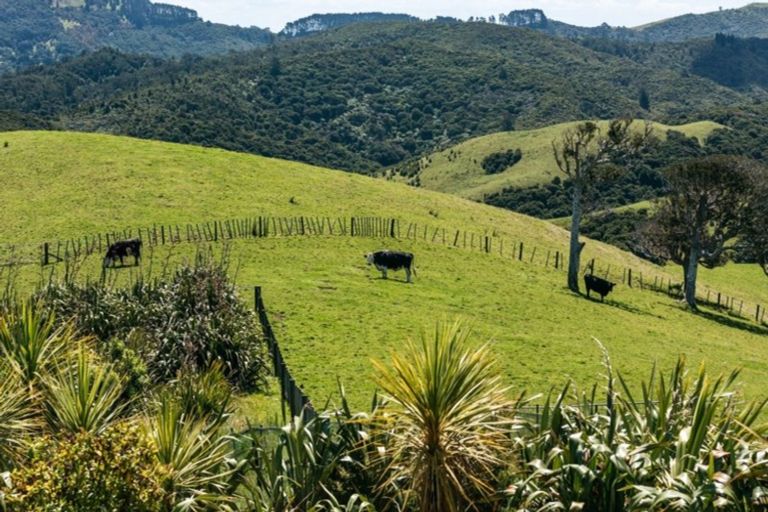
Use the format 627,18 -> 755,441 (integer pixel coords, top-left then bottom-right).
0,21 -> 750,174
2,130 -> 768,410
408,120 -> 724,199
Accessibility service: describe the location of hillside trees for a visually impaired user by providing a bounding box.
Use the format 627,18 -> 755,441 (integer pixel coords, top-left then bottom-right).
552,119 -> 652,293
643,156 -> 765,309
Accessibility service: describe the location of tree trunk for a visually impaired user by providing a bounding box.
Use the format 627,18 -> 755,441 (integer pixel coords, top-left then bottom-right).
684,235 -> 700,310
568,182 -> 584,293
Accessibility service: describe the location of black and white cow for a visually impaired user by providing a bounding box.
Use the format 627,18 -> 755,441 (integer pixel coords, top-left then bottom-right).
584,274 -> 616,302
365,250 -> 416,283
103,239 -> 143,268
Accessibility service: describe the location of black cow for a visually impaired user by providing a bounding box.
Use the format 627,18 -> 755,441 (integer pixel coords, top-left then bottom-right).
103,239 -> 142,268
584,274 -> 616,302
365,250 -> 416,283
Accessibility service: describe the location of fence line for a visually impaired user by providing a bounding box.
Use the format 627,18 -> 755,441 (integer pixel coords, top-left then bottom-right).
2,214 -> 765,327
254,286 -> 316,423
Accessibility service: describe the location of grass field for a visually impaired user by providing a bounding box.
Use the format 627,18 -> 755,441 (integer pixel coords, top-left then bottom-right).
2,130 -> 767,412
413,120 -> 723,199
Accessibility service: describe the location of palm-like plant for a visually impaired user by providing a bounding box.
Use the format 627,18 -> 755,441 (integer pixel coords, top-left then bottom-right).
372,321 -> 519,512
506,356 -> 768,512
45,347 -> 127,434
0,363 -> 40,470
149,395 -> 237,511
0,301 -> 68,389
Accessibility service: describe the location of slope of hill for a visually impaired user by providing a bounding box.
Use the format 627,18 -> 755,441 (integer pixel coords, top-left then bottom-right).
280,13 -> 418,37
3,131 -> 768,408
496,4 -> 768,42
409,120 -> 723,199
0,0 -> 271,73
0,21 -> 749,173
635,3 -> 768,41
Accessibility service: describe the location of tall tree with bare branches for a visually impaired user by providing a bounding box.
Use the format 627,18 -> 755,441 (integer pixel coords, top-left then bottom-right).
552,119 -> 652,293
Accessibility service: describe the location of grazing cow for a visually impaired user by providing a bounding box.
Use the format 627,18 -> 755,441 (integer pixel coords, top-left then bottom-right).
365,250 -> 416,283
103,239 -> 142,268
584,274 -> 616,302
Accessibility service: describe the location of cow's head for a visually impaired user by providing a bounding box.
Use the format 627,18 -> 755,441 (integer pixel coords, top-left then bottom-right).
102,256 -> 113,268
608,282 -> 616,292
364,253 -> 374,265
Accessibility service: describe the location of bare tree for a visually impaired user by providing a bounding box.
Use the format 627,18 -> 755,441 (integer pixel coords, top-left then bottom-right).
642,155 -> 764,310
552,119 -> 652,293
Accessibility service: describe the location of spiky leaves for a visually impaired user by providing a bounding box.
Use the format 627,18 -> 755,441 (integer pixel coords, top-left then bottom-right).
0,301 -> 67,389
45,348 -> 127,435
0,365 -> 39,470
372,321 -> 518,512
149,396 -> 237,510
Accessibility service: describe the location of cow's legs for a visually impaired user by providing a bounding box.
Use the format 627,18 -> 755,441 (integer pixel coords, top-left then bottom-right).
405,268 -> 412,283
381,269 -> 388,279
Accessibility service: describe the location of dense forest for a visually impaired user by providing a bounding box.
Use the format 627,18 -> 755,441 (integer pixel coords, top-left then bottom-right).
0,21 -> 759,173
0,0 -> 272,73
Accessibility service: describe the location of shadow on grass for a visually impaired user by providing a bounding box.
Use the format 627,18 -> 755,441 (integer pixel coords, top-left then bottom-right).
584,294 -> 661,318
372,276 -> 413,285
693,308 -> 768,336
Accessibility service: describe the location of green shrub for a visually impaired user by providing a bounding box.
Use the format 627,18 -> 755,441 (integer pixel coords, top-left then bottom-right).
4,422 -> 165,511
41,256 -> 268,391
481,149 -> 522,174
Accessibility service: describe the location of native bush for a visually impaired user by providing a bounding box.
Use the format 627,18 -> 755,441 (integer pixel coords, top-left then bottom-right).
41,255 -> 268,391
481,149 -> 522,174
504,354 -> 768,511
4,422 -> 165,512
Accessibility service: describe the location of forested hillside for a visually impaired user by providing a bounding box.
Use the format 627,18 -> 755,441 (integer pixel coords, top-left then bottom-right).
0,21 -> 753,173
497,3 -> 768,42
0,0 -> 271,73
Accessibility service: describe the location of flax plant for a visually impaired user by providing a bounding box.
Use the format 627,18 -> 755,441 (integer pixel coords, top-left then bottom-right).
372,321 -> 520,512
45,347 -> 127,434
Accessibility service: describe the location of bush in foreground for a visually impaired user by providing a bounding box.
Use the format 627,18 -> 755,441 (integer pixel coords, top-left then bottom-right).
41,255 -> 268,391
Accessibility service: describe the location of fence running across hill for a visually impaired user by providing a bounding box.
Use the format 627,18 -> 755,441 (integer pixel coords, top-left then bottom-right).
1,214 -> 766,326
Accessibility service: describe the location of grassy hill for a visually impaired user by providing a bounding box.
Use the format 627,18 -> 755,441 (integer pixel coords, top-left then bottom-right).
2,131 -> 768,411
411,120 -> 723,199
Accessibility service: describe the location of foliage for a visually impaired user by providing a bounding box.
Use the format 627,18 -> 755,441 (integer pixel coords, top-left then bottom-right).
173,362 -> 234,424
505,355 -> 768,511
0,364 -> 39,471
45,347 -> 127,435
372,321 -> 519,512
642,155 -> 766,308
5,422 -> 165,512
236,385 -> 381,511
481,149 -> 522,175
0,0 -> 271,74
552,119 -> 652,292
0,301 -> 68,388
149,395 -> 238,510
0,22 -> 752,173
41,255 -> 268,390
484,129 -> 702,218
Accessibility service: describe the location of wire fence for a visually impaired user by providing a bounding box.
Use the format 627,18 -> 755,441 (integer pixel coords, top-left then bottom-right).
1,214 -> 765,325
254,285 -> 316,423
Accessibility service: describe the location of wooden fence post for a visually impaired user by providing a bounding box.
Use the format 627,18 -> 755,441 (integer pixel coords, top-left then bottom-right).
518,242 -> 524,261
